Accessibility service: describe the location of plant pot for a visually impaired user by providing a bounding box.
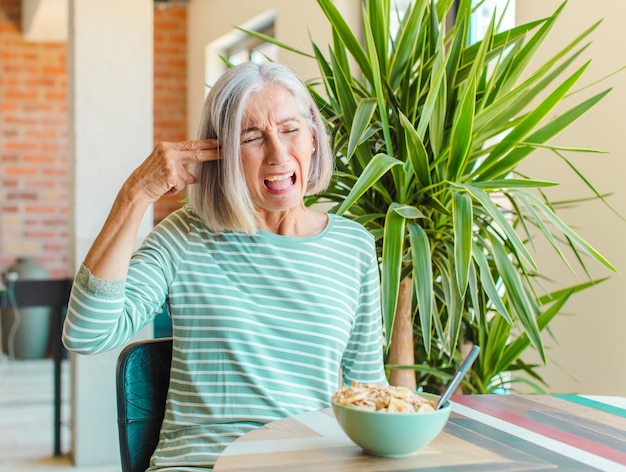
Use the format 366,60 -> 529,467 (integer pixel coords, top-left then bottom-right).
1,258 -> 51,360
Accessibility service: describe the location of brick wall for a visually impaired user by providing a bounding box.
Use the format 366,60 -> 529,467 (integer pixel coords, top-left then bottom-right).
0,0 -> 69,278
0,2 -> 187,277
153,5 -> 188,225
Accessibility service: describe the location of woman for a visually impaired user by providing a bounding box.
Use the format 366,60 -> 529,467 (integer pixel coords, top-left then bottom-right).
63,62 -> 387,471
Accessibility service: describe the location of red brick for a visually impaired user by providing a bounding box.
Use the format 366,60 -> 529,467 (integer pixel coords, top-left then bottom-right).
25,231 -> 56,238
24,205 -> 57,214
6,192 -> 38,200
42,220 -> 69,229
4,166 -> 38,176
25,180 -> 55,189
24,155 -> 57,164
43,243 -> 66,252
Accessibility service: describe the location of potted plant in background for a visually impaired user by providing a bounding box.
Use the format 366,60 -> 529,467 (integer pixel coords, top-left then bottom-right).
246,0 -> 619,393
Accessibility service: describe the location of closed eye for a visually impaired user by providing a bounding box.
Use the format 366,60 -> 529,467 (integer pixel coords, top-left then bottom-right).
281,127 -> 299,136
241,135 -> 262,145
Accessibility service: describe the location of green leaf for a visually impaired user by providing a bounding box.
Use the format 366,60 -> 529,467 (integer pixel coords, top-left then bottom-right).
496,288 -> 574,373
393,204 -> 426,219
459,184 -> 536,268
536,278 -> 607,305
443,256 -> 463,355
389,0 -> 427,87
521,192 -> 617,272
381,203 -> 406,346
475,34 -> 591,138
363,9 -> 393,155
495,89 -> 611,176
347,99 -> 378,161
330,24 -> 351,84
444,7 -> 467,101
234,27 -> 313,59
328,49 -> 357,131
472,179 -> 558,189
408,223 -> 433,354
490,234 -> 545,362
447,77 -> 475,181
453,192 -> 472,296
366,0 -> 389,72
475,62 -> 591,181
399,113 -> 431,188
335,154 -> 402,216
471,244 -> 512,324
416,41 -> 447,139
317,0 -> 372,82
515,192 -> 575,273
482,312 -> 512,380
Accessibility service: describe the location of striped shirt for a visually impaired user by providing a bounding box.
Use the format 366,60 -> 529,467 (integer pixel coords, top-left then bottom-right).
63,206 -> 388,471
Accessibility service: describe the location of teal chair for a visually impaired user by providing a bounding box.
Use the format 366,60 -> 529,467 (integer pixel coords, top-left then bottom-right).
116,337 -> 172,472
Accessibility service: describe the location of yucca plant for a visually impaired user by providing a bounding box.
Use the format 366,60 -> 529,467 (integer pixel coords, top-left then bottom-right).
245,0 -> 618,393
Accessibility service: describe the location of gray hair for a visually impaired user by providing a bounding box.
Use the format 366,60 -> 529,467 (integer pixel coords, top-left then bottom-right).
189,62 -> 333,234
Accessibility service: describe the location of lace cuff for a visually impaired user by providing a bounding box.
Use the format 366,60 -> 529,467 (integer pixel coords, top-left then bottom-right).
75,264 -> 126,300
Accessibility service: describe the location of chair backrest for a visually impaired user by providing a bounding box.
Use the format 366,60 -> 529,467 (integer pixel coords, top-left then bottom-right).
116,337 -> 172,472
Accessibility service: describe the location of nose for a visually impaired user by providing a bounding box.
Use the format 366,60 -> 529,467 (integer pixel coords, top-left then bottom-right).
265,131 -> 289,165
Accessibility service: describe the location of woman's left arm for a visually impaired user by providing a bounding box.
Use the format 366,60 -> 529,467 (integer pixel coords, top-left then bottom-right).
63,213 -> 183,354
340,254 -> 388,386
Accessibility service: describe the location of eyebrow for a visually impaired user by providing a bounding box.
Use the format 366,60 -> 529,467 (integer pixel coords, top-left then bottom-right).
241,117 -> 300,135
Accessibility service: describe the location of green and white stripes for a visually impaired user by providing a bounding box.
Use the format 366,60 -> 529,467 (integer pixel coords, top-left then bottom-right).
63,206 -> 387,469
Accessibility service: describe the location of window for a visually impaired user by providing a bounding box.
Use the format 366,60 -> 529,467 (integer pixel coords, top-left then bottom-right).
205,10 -> 277,88
225,23 -> 278,66
390,1 -> 516,42
470,0 -> 516,44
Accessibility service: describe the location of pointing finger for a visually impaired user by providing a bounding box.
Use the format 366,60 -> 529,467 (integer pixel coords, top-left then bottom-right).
175,139 -> 222,163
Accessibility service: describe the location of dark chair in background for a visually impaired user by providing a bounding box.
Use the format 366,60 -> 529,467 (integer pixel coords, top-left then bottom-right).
116,337 -> 172,472
0,277 -> 73,456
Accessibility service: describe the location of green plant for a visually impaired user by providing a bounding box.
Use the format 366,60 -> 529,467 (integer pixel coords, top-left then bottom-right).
245,0 -> 618,393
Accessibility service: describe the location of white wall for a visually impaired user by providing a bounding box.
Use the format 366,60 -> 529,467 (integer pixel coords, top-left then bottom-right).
516,1 -> 626,395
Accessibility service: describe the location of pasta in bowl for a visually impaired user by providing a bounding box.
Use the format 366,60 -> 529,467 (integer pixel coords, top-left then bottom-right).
331,383 -> 451,457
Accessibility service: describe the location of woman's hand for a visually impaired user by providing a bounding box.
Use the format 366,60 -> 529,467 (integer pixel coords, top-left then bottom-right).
125,139 -> 221,204
82,139 -> 220,280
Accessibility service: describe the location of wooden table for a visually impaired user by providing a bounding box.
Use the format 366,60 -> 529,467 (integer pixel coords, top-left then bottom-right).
214,394 -> 626,471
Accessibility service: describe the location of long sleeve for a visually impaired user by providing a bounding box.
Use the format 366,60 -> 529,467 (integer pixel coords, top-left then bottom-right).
62,208 -> 193,354
61,263 -> 154,354
340,245 -> 388,386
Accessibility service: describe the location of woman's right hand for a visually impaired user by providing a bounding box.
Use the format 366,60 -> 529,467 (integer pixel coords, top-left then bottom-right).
82,139 -> 221,280
124,139 -> 221,204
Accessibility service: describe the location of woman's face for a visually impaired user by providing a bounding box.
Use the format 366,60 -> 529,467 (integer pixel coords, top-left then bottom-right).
240,85 -> 315,222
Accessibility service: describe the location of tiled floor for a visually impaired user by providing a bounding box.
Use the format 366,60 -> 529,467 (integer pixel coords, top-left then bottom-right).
0,355 -> 119,472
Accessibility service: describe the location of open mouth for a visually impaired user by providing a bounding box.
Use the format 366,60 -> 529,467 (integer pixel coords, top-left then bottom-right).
264,172 -> 296,191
